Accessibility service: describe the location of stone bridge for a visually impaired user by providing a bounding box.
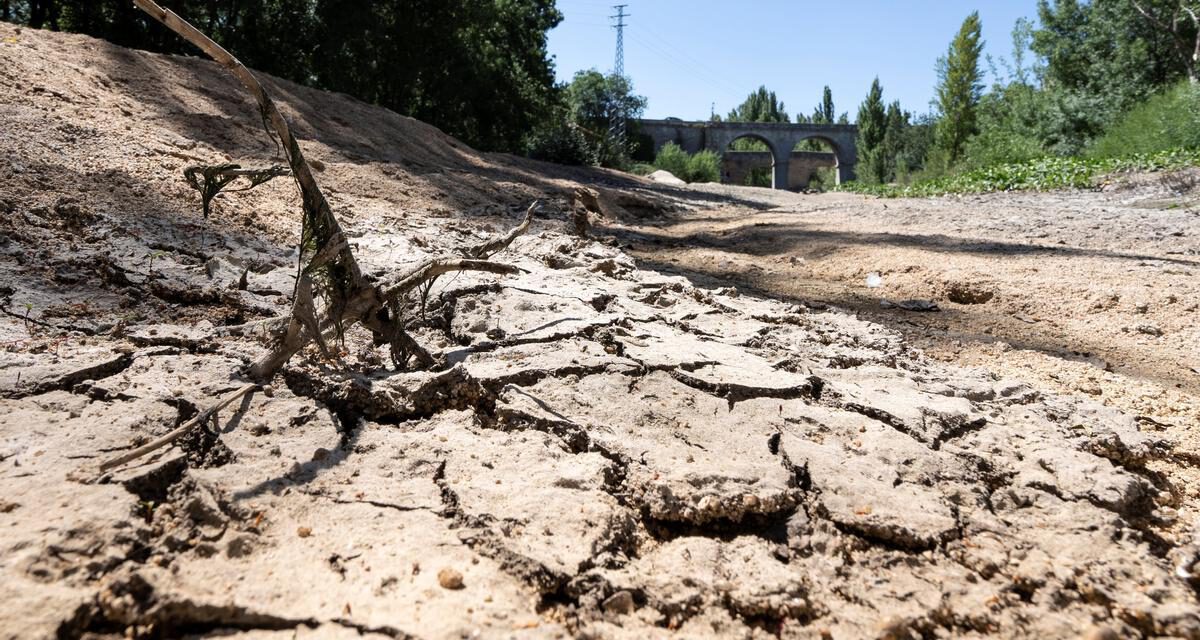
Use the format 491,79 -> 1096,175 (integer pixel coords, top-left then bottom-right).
637,118 -> 858,190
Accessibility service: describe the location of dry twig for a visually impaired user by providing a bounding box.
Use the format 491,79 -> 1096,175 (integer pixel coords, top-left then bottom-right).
98,383 -> 259,472
133,0 -> 534,380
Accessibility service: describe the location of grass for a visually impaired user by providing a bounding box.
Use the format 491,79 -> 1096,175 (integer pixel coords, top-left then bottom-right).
839,148 -> 1200,198
1089,81 -> 1200,159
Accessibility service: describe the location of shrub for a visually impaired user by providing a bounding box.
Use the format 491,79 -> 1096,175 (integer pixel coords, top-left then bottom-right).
1089,82 -> 1200,159
838,148 -> 1200,198
685,150 -> 720,183
523,119 -> 597,166
653,142 -> 690,180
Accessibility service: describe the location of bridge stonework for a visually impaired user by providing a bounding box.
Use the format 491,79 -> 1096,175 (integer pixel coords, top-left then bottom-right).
636,119 -> 858,190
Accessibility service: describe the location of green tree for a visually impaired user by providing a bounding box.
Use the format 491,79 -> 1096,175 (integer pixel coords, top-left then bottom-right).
878,101 -> 908,181
561,69 -> 647,167
933,11 -> 985,167
9,0 -> 564,154
1030,0 -> 1191,151
726,85 -> 790,123
855,77 -> 888,183
812,85 -> 836,124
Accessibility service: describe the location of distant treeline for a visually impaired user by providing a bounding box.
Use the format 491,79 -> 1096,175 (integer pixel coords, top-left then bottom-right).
848,0 -> 1200,187
0,0 -> 563,153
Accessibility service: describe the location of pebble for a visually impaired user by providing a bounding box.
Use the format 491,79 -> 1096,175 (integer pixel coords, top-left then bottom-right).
602,590 -> 635,615
438,567 -> 464,589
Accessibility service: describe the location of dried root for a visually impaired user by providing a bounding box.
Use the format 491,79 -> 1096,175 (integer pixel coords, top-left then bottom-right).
134,0 -> 535,381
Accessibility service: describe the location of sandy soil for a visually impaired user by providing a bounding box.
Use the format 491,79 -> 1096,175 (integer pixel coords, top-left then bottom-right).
1,23 -> 1199,640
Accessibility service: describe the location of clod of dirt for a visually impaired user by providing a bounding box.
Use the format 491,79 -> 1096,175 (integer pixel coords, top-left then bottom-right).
437,568 -> 464,590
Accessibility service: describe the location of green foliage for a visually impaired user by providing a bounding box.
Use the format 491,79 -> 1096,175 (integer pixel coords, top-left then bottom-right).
963,80 -> 1051,168
562,69 -> 648,167
685,150 -> 721,184
522,114 -> 598,167
650,143 -> 719,184
726,86 -> 790,124
840,148 -> 1200,198
814,86 -> 836,124
521,70 -> 647,168
652,143 -> 689,180
855,78 -> 888,184
1089,81 -> 1200,158
9,0 -> 563,154
1033,0 -> 1192,137
933,11 -> 984,167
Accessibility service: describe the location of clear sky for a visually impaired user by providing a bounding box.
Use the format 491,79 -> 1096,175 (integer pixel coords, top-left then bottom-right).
547,1 -> 1043,121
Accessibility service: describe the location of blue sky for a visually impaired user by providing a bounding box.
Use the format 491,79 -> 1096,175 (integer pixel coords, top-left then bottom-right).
547,1 -> 1043,121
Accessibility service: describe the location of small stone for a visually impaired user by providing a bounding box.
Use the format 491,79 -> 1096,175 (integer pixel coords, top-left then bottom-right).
438,567 -> 464,590
1134,323 -> 1163,337
602,590 -> 635,615
296,526 -> 312,538
312,447 -> 331,462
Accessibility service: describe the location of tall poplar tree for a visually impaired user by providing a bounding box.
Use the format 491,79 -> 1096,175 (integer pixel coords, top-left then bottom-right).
855,77 -> 888,184
812,86 -> 836,124
934,11 -> 984,167
727,86 -> 790,123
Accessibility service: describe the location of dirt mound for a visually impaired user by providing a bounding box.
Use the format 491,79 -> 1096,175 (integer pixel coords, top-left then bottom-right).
1,23 -> 1198,639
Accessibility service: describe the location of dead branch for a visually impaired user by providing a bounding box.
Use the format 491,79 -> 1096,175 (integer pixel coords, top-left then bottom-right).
1132,0 -> 1200,83
464,201 -> 539,259
99,383 -> 258,473
133,0 -> 533,380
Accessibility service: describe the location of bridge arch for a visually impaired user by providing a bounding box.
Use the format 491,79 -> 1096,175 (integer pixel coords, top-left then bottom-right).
790,135 -> 841,190
722,133 -> 786,188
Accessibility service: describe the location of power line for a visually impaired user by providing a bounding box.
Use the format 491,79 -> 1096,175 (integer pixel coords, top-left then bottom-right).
625,29 -> 742,100
636,22 -> 738,94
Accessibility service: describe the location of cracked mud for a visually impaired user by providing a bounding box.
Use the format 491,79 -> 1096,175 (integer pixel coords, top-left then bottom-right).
2,23 -> 1199,640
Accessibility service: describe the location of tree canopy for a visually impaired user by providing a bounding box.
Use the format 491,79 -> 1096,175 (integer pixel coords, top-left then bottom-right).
3,0 -> 563,153
933,11 -> 984,167
726,86 -> 790,124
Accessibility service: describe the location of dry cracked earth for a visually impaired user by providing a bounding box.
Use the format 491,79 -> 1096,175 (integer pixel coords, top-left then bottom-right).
2,22 -> 1200,640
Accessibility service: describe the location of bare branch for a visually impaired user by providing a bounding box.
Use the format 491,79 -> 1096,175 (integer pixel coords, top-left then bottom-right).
464,201 -> 539,259
381,259 -> 525,299
134,0 -> 534,380
99,383 -> 259,472
1132,0 -> 1199,77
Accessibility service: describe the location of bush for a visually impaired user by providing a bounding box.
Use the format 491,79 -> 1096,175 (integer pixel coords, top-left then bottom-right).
838,148 -> 1200,198
649,143 -> 721,183
630,163 -> 656,176
653,142 -> 690,180
685,150 -> 720,183
1089,82 -> 1200,159
523,119 -> 597,166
